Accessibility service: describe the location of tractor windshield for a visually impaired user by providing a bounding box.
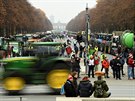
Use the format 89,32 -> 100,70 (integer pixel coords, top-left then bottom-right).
32,45 -> 62,57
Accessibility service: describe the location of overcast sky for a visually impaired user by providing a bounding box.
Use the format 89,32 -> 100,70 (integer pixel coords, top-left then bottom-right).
28,0 -> 97,23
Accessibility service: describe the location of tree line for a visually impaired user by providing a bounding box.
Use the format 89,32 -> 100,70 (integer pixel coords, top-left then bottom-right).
66,0 -> 135,33
0,0 -> 53,37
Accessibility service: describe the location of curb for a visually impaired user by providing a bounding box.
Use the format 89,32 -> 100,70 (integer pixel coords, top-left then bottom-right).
56,97 -> 135,101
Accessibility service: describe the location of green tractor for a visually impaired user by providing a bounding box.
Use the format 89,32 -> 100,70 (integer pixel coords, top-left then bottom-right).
1,42 -> 71,94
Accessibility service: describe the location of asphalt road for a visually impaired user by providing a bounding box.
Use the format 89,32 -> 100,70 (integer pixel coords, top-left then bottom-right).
0,95 -> 56,101
0,85 -> 58,101
0,47 -> 135,101
0,82 -> 134,101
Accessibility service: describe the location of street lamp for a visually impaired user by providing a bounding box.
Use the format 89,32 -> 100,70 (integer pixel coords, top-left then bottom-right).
85,3 -> 88,48
85,3 -> 91,74
85,3 -> 91,50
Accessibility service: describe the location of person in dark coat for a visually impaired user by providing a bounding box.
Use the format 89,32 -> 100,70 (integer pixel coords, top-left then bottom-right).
64,75 -> 77,97
78,76 -> 93,97
113,56 -> 122,80
71,71 -> 78,90
110,56 -> 117,78
79,44 -> 84,58
119,54 -> 125,76
71,54 -> 81,78
74,44 -> 78,55
93,76 -> 111,98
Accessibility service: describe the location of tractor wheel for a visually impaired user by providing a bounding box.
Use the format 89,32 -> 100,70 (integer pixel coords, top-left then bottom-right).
3,77 -> 25,95
46,63 -> 70,89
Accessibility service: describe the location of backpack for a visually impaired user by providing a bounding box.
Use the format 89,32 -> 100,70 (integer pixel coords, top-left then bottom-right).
95,83 -> 104,97
102,60 -> 109,68
60,81 -> 71,95
94,57 -> 99,65
60,85 -> 65,95
66,46 -> 72,55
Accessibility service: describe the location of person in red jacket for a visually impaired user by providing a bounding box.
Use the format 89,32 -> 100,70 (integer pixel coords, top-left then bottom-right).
102,57 -> 110,78
94,52 -> 100,71
65,44 -> 72,57
127,53 -> 134,80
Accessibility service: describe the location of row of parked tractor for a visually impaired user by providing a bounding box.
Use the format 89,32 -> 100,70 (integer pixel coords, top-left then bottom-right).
0,32 -> 72,95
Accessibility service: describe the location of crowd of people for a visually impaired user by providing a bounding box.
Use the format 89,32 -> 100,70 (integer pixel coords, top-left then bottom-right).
62,37 -> 135,80
59,35 -> 134,97
61,72 -> 111,98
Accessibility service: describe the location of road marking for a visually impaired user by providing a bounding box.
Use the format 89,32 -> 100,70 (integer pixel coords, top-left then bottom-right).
1,98 -> 27,101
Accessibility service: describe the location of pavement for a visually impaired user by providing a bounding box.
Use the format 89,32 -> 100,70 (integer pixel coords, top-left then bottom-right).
56,97 -> 135,101
78,52 -> 135,85
0,54 -> 134,101
56,57 -> 135,101
80,52 -> 133,79
80,58 -> 135,81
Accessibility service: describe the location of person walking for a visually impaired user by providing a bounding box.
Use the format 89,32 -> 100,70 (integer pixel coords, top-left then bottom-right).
93,76 -> 111,98
78,76 -> 93,97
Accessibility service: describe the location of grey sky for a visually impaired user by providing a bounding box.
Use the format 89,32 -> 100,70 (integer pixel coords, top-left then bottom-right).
28,0 -> 97,23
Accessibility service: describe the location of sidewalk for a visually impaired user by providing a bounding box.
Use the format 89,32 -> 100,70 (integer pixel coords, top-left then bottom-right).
79,57 -> 135,86
56,97 -> 135,101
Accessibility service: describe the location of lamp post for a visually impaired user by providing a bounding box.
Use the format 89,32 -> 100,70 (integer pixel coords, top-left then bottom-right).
85,3 -> 88,49
85,3 -> 91,50
85,3 -> 91,74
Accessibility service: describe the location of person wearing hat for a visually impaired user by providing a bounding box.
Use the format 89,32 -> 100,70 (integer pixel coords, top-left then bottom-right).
64,74 -> 77,97
77,76 -> 93,97
93,76 -> 111,98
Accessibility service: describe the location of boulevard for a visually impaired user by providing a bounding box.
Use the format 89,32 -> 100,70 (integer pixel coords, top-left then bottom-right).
0,0 -> 134,101
0,53 -> 135,101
